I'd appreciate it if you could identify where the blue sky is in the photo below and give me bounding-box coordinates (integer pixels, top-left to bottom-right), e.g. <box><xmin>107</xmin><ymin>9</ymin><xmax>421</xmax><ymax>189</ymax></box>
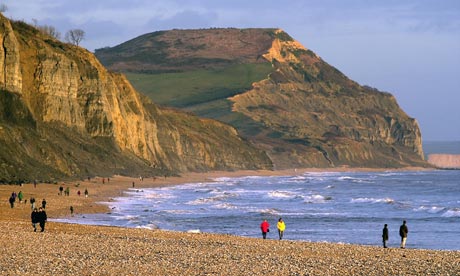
<box><xmin>3</xmin><ymin>0</ymin><xmax>460</xmax><ymax>141</ymax></box>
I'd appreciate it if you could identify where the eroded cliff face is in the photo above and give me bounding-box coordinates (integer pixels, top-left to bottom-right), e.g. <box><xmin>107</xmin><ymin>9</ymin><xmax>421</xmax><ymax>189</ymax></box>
<box><xmin>96</xmin><ymin>28</ymin><xmax>427</xmax><ymax>169</ymax></box>
<box><xmin>0</xmin><ymin>16</ymin><xmax>271</xmax><ymax>182</ymax></box>
<box><xmin>427</xmin><ymin>154</ymin><xmax>460</xmax><ymax>169</ymax></box>
<box><xmin>228</xmin><ymin>29</ymin><xmax>425</xmax><ymax>168</ymax></box>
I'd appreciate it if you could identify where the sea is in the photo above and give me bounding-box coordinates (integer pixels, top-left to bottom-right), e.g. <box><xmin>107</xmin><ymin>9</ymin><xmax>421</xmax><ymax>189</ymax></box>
<box><xmin>53</xmin><ymin>169</ymin><xmax>460</xmax><ymax>251</ymax></box>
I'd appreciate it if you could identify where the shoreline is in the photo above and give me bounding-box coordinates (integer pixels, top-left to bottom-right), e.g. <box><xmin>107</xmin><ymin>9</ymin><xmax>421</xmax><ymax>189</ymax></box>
<box><xmin>1</xmin><ymin>166</ymin><xmax>433</xmax><ymax>223</ymax></box>
<box><xmin>2</xmin><ymin>167</ymin><xmax>459</xmax><ymax>275</ymax></box>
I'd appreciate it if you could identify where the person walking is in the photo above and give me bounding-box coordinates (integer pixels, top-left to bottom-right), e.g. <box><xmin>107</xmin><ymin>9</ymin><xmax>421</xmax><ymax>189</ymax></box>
<box><xmin>84</xmin><ymin>189</ymin><xmax>88</xmax><ymax>198</ymax></box>
<box><xmin>8</xmin><ymin>195</ymin><xmax>15</xmax><ymax>208</ymax></box>
<box><xmin>18</xmin><ymin>191</ymin><xmax>23</xmax><ymax>203</ymax></box>
<box><xmin>277</xmin><ymin>218</ymin><xmax>286</xmax><ymax>240</ymax></box>
<box><xmin>30</xmin><ymin>197</ymin><xmax>36</xmax><ymax>210</ymax></box>
<box><xmin>31</xmin><ymin>208</ymin><xmax>39</xmax><ymax>232</ymax></box>
<box><xmin>260</xmin><ymin>219</ymin><xmax>270</xmax><ymax>239</ymax></box>
<box><xmin>70</xmin><ymin>206</ymin><xmax>74</xmax><ymax>216</ymax></box>
<box><xmin>41</xmin><ymin>198</ymin><xmax>47</xmax><ymax>209</ymax></box>
<box><xmin>399</xmin><ymin>220</ymin><xmax>408</xmax><ymax>249</ymax></box>
<box><xmin>382</xmin><ymin>224</ymin><xmax>389</xmax><ymax>248</ymax></box>
<box><xmin>38</xmin><ymin>207</ymin><xmax>47</xmax><ymax>232</ymax></box>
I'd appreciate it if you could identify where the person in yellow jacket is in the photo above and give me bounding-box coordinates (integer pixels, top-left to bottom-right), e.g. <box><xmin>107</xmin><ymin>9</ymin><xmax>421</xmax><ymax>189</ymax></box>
<box><xmin>277</xmin><ymin>217</ymin><xmax>286</xmax><ymax>240</ymax></box>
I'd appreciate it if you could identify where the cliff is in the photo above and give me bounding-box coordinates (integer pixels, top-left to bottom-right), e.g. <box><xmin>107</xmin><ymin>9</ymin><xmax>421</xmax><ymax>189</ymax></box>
<box><xmin>96</xmin><ymin>28</ymin><xmax>427</xmax><ymax>169</ymax></box>
<box><xmin>427</xmin><ymin>154</ymin><xmax>460</xmax><ymax>169</ymax></box>
<box><xmin>0</xmin><ymin>16</ymin><xmax>272</xmax><ymax>183</ymax></box>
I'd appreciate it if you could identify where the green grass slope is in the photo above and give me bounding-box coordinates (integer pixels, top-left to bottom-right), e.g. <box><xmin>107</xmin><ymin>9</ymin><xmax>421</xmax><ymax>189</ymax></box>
<box><xmin>125</xmin><ymin>63</ymin><xmax>273</xmax><ymax>108</ymax></box>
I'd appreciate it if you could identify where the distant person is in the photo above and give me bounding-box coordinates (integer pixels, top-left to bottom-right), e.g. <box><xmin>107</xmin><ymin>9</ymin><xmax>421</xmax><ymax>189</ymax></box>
<box><xmin>8</xmin><ymin>195</ymin><xmax>15</xmax><ymax>208</ymax></box>
<box><xmin>260</xmin><ymin>219</ymin><xmax>270</xmax><ymax>239</ymax></box>
<box><xmin>77</xmin><ymin>190</ymin><xmax>81</xmax><ymax>196</ymax></box>
<box><xmin>41</xmin><ymin>198</ymin><xmax>47</xmax><ymax>209</ymax></box>
<box><xmin>382</xmin><ymin>224</ymin><xmax>389</xmax><ymax>248</ymax></box>
<box><xmin>70</xmin><ymin>206</ymin><xmax>74</xmax><ymax>216</ymax></box>
<box><xmin>84</xmin><ymin>189</ymin><xmax>89</xmax><ymax>198</ymax></box>
<box><xmin>132</xmin><ymin>182</ymin><xmax>135</xmax><ymax>188</ymax></box>
<box><xmin>59</xmin><ymin>186</ymin><xmax>64</xmax><ymax>195</ymax></box>
<box><xmin>277</xmin><ymin>218</ymin><xmax>286</xmax><ymax>240</ymax></box>
<box><xmin>65</xmin><ymin>187</ymin><xmax>70</xmax><ymax>196</ymax></box>
<box><xmin>38</xmin><ymin>207</ymin><xmax>47</xmax><ymax>232</ymax></box>
<box><xmin>30</xmin><ymin>197</ymin><xmax>36</xmax><ymax>209</ymax></box>
<box><xmin>18</xmin><ymin>191</ymin><xmax>23</xmax><ymax>203</ymax></box>
<box><xmin>399</xmin><ymin>220</ymin><xmax>408</xmax><ymax>249</ymax></box>
<box><xmin>31</xmin><ymin>208</ymin><xmax>39</xmax><ymax>232</ymax></box>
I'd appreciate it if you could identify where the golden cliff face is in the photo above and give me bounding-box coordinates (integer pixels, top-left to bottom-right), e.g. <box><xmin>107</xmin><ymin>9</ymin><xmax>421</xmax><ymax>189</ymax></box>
<box><xmin>230</xmin><ymin>29</ymin><xmax>425</xmax><ymax>168</ymax></box>
<box><xmin>0</xmin><ymin>16</ymin><xmax>271</xmax><ymax>182</ymax></box>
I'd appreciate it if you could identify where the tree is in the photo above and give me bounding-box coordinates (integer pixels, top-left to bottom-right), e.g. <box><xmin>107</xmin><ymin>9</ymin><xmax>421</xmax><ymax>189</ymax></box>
<box><xmin>65</xmin><ymin>29</ymin><xmax>85</xmax><ymax>46</ymax></box>
<box><xmin>0</xmin><ymin>3</ymin><xmax>7</xmax><ymax>13</ymax></box>
<box><xmin>37</xmin><ymin>24</ymin><xmax>61</xmax><ymax>40</ymax></box>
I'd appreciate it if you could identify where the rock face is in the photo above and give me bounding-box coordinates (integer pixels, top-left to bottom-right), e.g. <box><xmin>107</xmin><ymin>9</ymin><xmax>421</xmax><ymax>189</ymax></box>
<box><xmin>96</xmin><ymin>28</ymin><xmax>427</xmax><ymax>169</ymax></box>
<box><xmin>427</xmin><ymin>154</ymin><xmax>460</xmax><ymax>169</ymax></box>
<box><xmin>0</xmin><ymin>16</ymin><xmax>272</xmax><ymax>182</ymax></box>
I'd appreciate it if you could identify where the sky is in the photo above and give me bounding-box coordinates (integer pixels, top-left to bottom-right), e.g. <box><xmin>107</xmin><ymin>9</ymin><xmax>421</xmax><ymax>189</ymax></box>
<box><xmin>2</xmin><ymin>0</ymin><xmax>460</xmax><ymax>141</ymax></box>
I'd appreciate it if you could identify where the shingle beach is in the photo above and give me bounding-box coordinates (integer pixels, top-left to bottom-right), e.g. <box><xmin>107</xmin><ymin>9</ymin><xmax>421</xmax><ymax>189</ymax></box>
<box><xmin>1</xmin><ymin>171</ymin><xmax>459</xmax><ymax>276</ymax></box>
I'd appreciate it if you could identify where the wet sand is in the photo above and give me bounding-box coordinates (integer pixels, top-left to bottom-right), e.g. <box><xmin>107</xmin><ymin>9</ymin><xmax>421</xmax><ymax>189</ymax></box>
<box><xmin>1</xmin><ymin>168</ymin><xmax>459</xmax><ymax>275</ymax></box>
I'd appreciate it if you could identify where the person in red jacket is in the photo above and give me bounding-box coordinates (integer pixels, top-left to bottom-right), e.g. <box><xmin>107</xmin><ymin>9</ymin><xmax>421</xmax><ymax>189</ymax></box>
<box><xmin>260</xmin><ymin>219</ymin><xmax>270</xmax><ymax>239</ymax></box>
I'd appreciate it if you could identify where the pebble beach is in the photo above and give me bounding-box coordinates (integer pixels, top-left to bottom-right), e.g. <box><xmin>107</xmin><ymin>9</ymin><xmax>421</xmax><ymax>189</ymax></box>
<box><xmin>1</xmin><ymin>171</ymin><xmax>459</xmax><ymax>275</ymax></box>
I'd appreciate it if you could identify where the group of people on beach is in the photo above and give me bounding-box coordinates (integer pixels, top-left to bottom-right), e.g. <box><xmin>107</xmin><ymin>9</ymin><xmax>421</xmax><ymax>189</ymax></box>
<box><xmin>6</xmin><ymin>183</ymin><xmax>91</xmax><ymax>233</ymax></box>
<box><xmin>31</xmin><ymin>207</ymin><xmax>47</xmax><ymax>232</ymax></box>
<box><xmin>383</xmin><ymin>220</ymin><xmax>409</xmax><ymax>249</ymax></box>
<box><xmin>261</xmin><ymin>218</ymin><xmax>409</xmax><ymax>249</ymax></box>
<box><xmin>260</xmin><ymin>218</ymin><xmax>285</xmax><ymax>240</ymax></box>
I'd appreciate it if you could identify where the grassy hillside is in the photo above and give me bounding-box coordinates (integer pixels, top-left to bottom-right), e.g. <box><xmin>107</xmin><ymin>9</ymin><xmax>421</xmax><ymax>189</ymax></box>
<box><xmin>97</xmin><ymin>28</ymin><xmax>427</xmax><ymax>169</ymax></box>
<box><xmin>125</xmin><ymin>63</ymin><xmax>273</xmax><ymax>108</ymax></box>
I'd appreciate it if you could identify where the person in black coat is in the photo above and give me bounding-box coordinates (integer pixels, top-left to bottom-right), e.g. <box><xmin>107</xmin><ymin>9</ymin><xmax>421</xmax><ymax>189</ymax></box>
<box><xmin>31</xmin><ymin>208</ymin><xmax>39</xmax><ymax>232</ymax></box>
<box><xmin>37</xmin><ymin>207</ymin><xmax>47</xmax><ymax>232</ymax></box>
<box><xmin>382</xmin><ymin>224</ymin><xmax>389</xmax><ymax>248</ymax></box>
<box><xmin>399</xmin><ymin>220</ymin><xmax>409</xmax><ymax>249</ymax></box>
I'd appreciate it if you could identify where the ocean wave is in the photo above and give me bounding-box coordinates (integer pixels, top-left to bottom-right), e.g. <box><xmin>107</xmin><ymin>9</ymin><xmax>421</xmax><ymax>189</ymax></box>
<box><xmin>267</xmin><ymin>190</ymin><xmax>300</xmax><ymax>199</ymax></box>
<box><xmin>303</xmin><ymin>194</ymin><xmax>332</xmax><ymax>204</ymax></box>
<box><xmin>442</xmin><ymin>208</ymin><xmax>460</xmax><ymax>218</ymax></box>
<box><xmin>251</xmin><ymin>208</ymin><xmax>280</xmax><ymax>215</ymax></box>
<box><xmin>135</xmin><ymin>224</ymin><xmax>159</xmax><ymax>230</ymax></box>
<box><xmin>414</xmin><ymin>206</ymin><xmax>445</xmax><ymax>214</ymax></box>
<box><xmin>350</xmin><ymin>197</ymin><xmax>394</xmax><ymax>204</ymax></box>
<box><xmin>144</xmin><ymin>192</ymin><xmax>176</xmax><ymax>199</ymax></box>
<box><xmin>214</xmin><ymin>203</ymin><xmax>239</xmax><ymax>210</ymax></box>
<box><xmin>159</xmin><ymin>209</ymin><xmax>192</xmax><ymax>215</ymax></box>
<box><xmin>111</xmin><ymin>214</ymin><xmax>139</xmax><ymax>221</ymax></box>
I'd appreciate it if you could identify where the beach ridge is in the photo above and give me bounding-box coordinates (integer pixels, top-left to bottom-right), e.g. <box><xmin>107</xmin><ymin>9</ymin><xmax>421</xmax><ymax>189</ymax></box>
<box><xmin>1</xmin><ymin>168</ymin><xmax>458</xmax><ymax>275</ymax></box>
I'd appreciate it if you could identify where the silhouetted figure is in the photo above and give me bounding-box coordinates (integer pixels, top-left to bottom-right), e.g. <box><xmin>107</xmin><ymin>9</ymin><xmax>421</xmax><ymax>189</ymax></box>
<box><xmin>70</xmin><ymin>206</ymin><xmax>74</xmax><ymax>216</ymax></box>
<box><xmin>38</xmin><ymin>207</ymin><xmax>47</xmax><ymax>232</ymax></box>
<box><xmin>41</xmin><ymin>199</ymin><xmax>47</xmax><ymax>209</ymax></box>
<box><xmin>382</xmin><ymin>224</ymin><xmax>389</xmax><ymax>248</ymax></box>
<box><xmin>9</xmin><ymin>196</ymin><xmax>15</xmax><ymax>208</ymax></box>
<box><xmin>31</xmin><ymin>208</ymin><xmax>39</xmax><ymax>232</ymax></box>
<box><xmin>30</xmin><ymin>197</ymin><xmax>36</xmax><ymax>209</ymax></box>
<box><xmin>399</xmin><ymin>220</ymin><xmax>408</xmax><ymax>249</ymax></box>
